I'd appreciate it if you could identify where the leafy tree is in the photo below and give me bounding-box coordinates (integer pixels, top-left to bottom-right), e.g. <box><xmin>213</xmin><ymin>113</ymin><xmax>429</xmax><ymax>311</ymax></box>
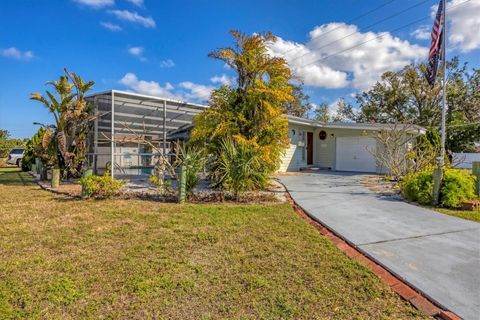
<box><xmin>191</xmin><ymin>30</ymin><xmax>293</xmax><ymax>190</ymax></box>
<box><xmin>444</xmin><ymin>59</ymin><xmax>480</xmax><ymax>152</ymax></box>
<box><xmin>355</xmin><ymin>66</ymin><xmax>441</xmax><ymax>125</ymax></box>
<box><xmin>331</xmin><ymin>98</ymin><xmax>358</xmax><ymax>122</ymax></box>
<box><xmin>311</xmin><ymin>103</ymin><xmax>330</xmax><ymax>122</ymax></box>
<box><xmin>30</xmin><ymin>69</ymin><xmax>95</xmax><ymax>178</ymax></box>
<box><xmin>0</xmin><ymin>130</ymin><xmax>25</xmax><ymax>158</ymax></box>
<box><xmin>408</xmin><ymin>127</ymin><xmax>442</xmax><ymax>173</ymax></box>
<box><xmin>282</xmin><ymin>83</ymin><xmax>313</xmax><ymax>117</ymax></box>
<box><xmin>355</xmin><ymin>57</ymin><xmax>479</xmax><ymax>152</ymax></box>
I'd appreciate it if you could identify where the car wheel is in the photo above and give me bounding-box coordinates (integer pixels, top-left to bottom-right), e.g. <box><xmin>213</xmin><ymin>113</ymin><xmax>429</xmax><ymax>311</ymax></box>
<box><xmin>17</xmin><ymin>159</ymin><xmax>22</xmax><ymax>167</ymax></box>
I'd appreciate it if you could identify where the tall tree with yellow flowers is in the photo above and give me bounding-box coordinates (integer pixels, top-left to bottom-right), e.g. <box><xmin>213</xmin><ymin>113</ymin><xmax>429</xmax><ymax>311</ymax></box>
<box><xmin>191</xmin><ymin>30</ymin><xmax>294</xmax><ymax>190</ymax></box>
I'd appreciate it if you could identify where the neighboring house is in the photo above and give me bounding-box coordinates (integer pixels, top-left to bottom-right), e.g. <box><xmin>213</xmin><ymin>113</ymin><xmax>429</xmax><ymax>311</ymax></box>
<box><xmin>85</xmin><ymin>91</ymin><xmax>425</xmax><ymax>176</ymax></box>
<box><xmin>281</xmin><ymin>116</ymin><xmax>425</xmax><ymax>173</ymax></box>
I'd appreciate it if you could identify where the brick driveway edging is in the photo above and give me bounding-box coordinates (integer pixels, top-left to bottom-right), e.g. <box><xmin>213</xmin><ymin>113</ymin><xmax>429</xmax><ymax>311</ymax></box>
<box><xmin>284</xmin><ymin>192</ymin><xmax>462</xmax><ymax>320</ymax></box>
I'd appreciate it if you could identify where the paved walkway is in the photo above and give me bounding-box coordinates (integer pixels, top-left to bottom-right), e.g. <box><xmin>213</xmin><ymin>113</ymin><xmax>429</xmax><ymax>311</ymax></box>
<box><xmin>278</xmin><ymin>171</ymin><xmax>480</xmax><ymax>320</ymax></box>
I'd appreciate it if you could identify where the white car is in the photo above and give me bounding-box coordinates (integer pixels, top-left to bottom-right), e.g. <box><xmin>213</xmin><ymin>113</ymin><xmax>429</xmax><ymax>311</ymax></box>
<box><xmin>7</xmin><ymin>148</ymin><xmax>24</xmax><ymax>167</ymax></box>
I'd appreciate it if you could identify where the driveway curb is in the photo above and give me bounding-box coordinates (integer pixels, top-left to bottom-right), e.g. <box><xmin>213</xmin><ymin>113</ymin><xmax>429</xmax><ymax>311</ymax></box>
<box><xmin>284</xmin><ymin>192</ymin><xmax>462</xmax><ymax>320</ymax></box>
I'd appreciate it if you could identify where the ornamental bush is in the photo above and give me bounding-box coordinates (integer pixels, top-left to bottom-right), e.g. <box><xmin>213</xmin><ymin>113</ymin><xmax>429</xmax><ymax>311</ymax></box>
<box><xmin>400</xmin><ymin>169</ymin><xmax>477</xmax><ymax>208</ymax></box>
<box><xmin>173</xmin><ymin>143</ymin><xmax>206</xmax><ymax>193</ymax></box>
<box><xmin>80</xmin><ymin>172</ymin><xmax>124</xmax><ymax>199</ymax></box>
<box><xmin>400</xmin><ymin>171</ymin><xmax>434</xmax><ymax>205</ymax></box>
<box><xmin>440</xmin><ymin>169</ymin><xmax>477</xmax><ymax>208</ymax></box>
<box><xmin>211</xmin><ymin>137</ymin><xmax>269</xmax><ymax>197</ymax></box>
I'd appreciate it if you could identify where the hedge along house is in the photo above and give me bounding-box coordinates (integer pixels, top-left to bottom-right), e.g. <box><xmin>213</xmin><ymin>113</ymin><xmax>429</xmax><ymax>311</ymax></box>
<box><xmin>85</xmin><ymin>90</ymin><xmax>207</xmax><ymax>178</ymax></box>
<box><xmin>281</xmin><ymin>115</ymin><xmax>426</xmax><ymax>173</ymax></box>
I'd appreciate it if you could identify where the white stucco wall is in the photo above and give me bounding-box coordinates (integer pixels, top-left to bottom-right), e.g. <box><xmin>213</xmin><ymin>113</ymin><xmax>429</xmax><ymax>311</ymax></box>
<box><xmin>314</xmin><ymin>128</ymin><xmax>379</xmax><ymax>170</ymax></box>
<box><xmin>278</xmin><ymin>123</ymin><xmax>311</xmax><ymax>172</ymax></box>
<box><xmin>279</xmin><ymin>122</ymin><xmax>425</xmax><ymax>173</ymax></box>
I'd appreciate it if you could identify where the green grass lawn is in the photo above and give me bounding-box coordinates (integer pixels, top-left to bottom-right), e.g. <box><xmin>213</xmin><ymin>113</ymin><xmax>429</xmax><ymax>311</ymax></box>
<box><xmin>0</xmin><ymin>168</ymin><xmax>425</xmax><ymax>319</ymax></box>
<box><xmin>434</xmin><ymin>207</ymin><xmax>480</xmax><ymax>222</ymax></box>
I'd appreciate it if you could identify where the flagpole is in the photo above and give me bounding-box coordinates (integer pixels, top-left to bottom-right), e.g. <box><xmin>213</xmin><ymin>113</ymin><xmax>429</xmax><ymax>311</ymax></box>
<box><xmin>440</xmin><ymin>0</ymin><xmax>447</xmax><ymax>167</ymax></box>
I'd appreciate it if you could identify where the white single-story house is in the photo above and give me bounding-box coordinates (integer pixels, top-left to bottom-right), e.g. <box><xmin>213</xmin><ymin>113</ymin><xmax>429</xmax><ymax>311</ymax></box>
<box><xmin>281</xmin><ymin>115</ymin><xmax>426</xmax><ymax>174</ymax></box>
<box><xmin>85</xmin><ymin>90</ymin><xmax>425</xmax><ymax>176</ymax></box>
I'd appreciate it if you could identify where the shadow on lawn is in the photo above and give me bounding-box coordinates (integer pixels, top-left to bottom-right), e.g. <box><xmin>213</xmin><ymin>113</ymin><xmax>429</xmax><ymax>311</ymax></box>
<box><xmin>0</xmin><ymin>167</ymin><xmax>35</xmax><ymax>186</ymax></box>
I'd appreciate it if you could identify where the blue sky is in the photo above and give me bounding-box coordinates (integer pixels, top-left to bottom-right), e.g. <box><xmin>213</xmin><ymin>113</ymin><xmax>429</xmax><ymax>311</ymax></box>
<box><xmin>1</xmin><ymin>0</ymin><xmax>479</xmax><ymax>138</ymax></box>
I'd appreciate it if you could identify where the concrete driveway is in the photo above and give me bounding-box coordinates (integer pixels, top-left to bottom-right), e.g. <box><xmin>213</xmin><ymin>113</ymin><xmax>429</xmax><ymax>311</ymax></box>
<box><xmin>278</xmin><ymin>171</ymin><xmax>480</xmax><ymax>320</ymax></box>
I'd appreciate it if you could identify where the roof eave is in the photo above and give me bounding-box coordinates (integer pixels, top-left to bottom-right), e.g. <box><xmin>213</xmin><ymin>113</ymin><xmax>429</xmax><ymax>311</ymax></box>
<box><xmin>86</xmin><ymin>90</ymin><xmax>209</xmax><ymax>109</ymax></box>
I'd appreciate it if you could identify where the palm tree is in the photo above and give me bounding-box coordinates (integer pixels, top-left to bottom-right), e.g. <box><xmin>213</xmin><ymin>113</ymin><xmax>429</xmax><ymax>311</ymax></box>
<box><xmin>31</xmin><ymin>69</ymin><xmax>94</xmax><ymax>178</ymax></box>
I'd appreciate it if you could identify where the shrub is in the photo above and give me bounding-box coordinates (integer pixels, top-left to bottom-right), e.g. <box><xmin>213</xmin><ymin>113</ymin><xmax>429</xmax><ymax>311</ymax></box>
<box><xmin>174</xmin><ymin>143</ymin><xmax>206</xmax><ymax>193</ymax></box>
<box><xmin>400</xmin><ymin>168</ymin><xmax>477</xmax><ymax>208</ymax></box>
<box><xmin>211</xmin><ymin>137</ymin><xmax>268</xmax><ymax>197</ymax></box>
<box><xmin>148</xmin><ymin>175</ymin><xmax>172</xmax><ymax>192</ymax></box>
<box><xmin>80</xmin><ymin>172</ymin><xmax>124</xmax><ymax>198</ymax></box>
<box><xmin>440</xmin><ymin>169</ymin><xmax>477</xmax><ymax>208</ymax></box>
<box><xmin>22</xmin><ymin>127</ymin><xmax>55</xmax><ymax>172</ymax></box>
<box><xmin>400</xmin><ymin>171</ymin><xmax>433</xmax><ymax>205</ymax></box>
<box><xmin>21</xmin><ymin>140</ymin><xmax>36</xmax><ymax>171</ymax></box>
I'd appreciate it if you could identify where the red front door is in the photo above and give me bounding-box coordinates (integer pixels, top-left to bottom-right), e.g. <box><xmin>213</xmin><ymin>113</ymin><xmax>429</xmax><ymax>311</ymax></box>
<box><xmin>307</xmin><ymin>132</ymin><xmax>313</xmax><ymax>165</ymax></box>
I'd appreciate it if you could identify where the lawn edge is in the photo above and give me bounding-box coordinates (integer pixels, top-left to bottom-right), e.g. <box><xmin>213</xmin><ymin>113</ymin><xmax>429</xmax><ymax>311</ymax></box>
<box><xmin>284</xmin><ymin>192</ymin><xmax>462</xmax><ymax>320</ymax></box>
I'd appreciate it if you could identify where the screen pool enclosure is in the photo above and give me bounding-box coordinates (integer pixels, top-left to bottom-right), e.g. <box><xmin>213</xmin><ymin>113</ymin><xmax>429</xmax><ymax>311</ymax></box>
<box><xmin>86</xmin><ymin>90</ymin><xmax>207</xmax><ymax>178</ymax></box>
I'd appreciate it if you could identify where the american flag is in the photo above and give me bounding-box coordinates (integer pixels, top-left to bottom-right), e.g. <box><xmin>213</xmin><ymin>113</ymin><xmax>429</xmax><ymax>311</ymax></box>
<box><xmin>425</xmin><ymin>0</ymin><xmax>444</xmax><ymax>86</ymax></box>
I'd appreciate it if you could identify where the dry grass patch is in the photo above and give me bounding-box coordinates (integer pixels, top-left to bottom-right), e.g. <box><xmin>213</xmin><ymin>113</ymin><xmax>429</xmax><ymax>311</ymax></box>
<box><xmin>0</xmin><ymin>168</ymin><xmax>425</xmax><ymax>319</ymax></box>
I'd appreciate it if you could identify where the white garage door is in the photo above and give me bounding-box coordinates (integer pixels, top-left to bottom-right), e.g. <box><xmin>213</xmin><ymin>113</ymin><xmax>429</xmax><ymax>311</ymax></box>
<box><xmin>335</xmin><ymin>137</ymin><xmax>377</xmax><ymax>173</ymax></box>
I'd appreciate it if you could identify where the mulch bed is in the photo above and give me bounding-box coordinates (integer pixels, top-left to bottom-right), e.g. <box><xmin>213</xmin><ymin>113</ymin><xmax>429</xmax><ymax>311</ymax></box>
<box><xmin>361</xmin><ymin>175</ymin><xmax>401</xmax><ymax>197</ymax></box>
<box><xmin>30</xmin><ymin>171</ymin><xmax>287</xmax><ymax>203</ymax></box>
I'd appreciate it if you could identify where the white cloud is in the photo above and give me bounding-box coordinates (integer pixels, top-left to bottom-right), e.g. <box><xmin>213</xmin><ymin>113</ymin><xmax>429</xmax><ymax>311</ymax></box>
<box><xmin>179</xmin><ymin>82</ymin><xmax>214</xmax><ymax>101</ymax></box>
<box><xmin>109</xmin><ymin>10</ymin><xmax>156</xmax><ymax>28</ymax></box>
<box><xmin>119</xmin><ymin>73</ymin><xmax>178</xmax><ymax>99</ymax></box>
<box><xmin>119</xmin><ymin>73</ymin><xmax>222</xmax><ymax>103</ymax></box>
<box><xmin>411</xmin><ymin>25</ymin><xmax>431</xmax><ymax>40</ymax></box>
<box><xmin>0</xmin><ymin>47</ymin><xmax>34</xmax><ymax>61</ymax></box>
<box><xmin>445</xmin><ymin>0</ymin><xmax>480</xmax><ymax>52</ymax></box>
<box><xmin>126</xmin><ymin>0</ymin><xmax>143</xmax><ymax>6</ymax></box>
<box><xmin>128</xmin><ymin>46</ymin><xmax>144</xmax><ymax>56</ymax></box>
<box><xmin>100</xmin><ymin>21</ymin><xmax>122</xmax><ymax>32</ymax></box>
<box><xmin>119</xmin><ymin>73</ymin><xmax>212</xmax><ymax>102</ymax></box>
<box><xmin>210</xmin><ymin>74</ymin><xmax>234</xmax><ymax>86</ymax></box>
<box><xmin>127</xmin><ymin>46</ymin><xmax>147</xmax><ymax>61</ymax></box>
<box><xmin>269</xmin><ymin>23</ymin><xmax>427</xmax><ymax>90</ymax></box>
<box><xmin>294</xmin><ymin>64</ymin><xmax>349</xmax><ymax>89</ymax></box>
<box><xmin>159</xmin><ymin>59</ymin><xmax>175</xmax><ymax>68</ymax></box>
<box><xmin>73</xmin><ymin>0</ymin><xmax>114</xmax><ymax>8</ymax></box>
